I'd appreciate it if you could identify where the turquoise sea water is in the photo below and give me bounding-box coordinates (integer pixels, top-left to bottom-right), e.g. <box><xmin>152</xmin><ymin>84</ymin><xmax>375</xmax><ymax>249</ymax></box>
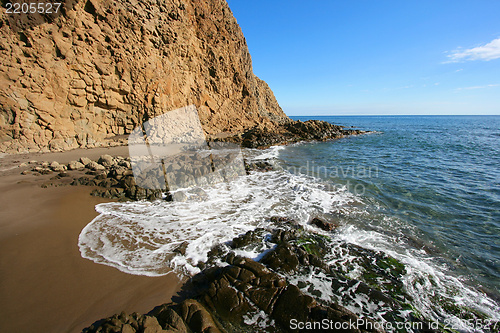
<box><xmin>287</xmin><ymin>115</ymin><xmax>500</xmax><ymax>296</ymax></box>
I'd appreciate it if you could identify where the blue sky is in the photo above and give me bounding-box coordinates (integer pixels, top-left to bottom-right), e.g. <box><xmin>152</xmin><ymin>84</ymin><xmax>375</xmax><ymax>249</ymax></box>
<box><xmin>226</xmin><ymin>1</ymin><xmax>500</xmax><ymax>115</ymax></box>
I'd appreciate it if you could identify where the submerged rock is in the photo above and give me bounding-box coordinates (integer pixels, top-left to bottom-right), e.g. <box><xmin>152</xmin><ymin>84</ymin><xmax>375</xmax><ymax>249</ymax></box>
<box><xmin>244</xmin><ymin>160</ymin><xmax>275</xmax><ymax>173</ymax></box>
<box><xmin>310</xmin><ymin>217</ymin><xmax>338</xmax><ymax>231</ymax></box>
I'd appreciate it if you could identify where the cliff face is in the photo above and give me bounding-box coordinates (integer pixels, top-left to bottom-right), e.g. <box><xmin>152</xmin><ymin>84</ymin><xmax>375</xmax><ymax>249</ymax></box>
<box><xmin>0</xmin><ymin>0</ymin><xmax>289</xmax><ymax>153</ymax></box>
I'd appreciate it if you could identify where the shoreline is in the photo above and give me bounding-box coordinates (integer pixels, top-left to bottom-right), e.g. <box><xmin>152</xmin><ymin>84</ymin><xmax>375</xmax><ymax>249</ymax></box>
<box><xmin>2</xmin><ymin>131</ymin><xmax>498</xmax><ymax>332</ymax></box>
<box><xmin>0</xmin><ymin>147</ymin><xmax>184</xmax><ymax>333</ymax></box>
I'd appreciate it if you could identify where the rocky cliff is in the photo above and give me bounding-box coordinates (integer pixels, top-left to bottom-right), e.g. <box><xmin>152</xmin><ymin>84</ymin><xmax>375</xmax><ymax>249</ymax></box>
<box><xmin>0</xmin><ymin>0</ymin><xmax>290</xmax><ymax>153</ymax></box>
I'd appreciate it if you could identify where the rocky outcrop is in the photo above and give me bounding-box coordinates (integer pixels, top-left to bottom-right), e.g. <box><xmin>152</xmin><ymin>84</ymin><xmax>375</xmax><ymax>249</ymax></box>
<box><xmin>82</xmin><ymin>218</ymin><xmax>448</xmax><ymax>333</ymax></box>
<box><xmin>0</xmin><ymin>0</ymin><xmax>289</xmax><ymax>153</ymax></box>
<box><xmin>83</xmin><ymin>225</ymin><xmax>383</xmax><ymax>333</ymax></box>
<box><xmin>230</xmin><ymin>119</ymin><xmax>365</xmax><ymax>149</ymax></box>
<box><xmin>20</xmin><ymin>153</ymin><xmax>276</xmax><ymax>201</ymax></box>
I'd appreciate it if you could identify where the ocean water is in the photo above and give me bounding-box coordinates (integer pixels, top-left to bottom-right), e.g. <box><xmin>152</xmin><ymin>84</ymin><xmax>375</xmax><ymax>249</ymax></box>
<box><xmin>288</xmin><ymin>115</ymin><xmax>500</xmax><ymax>293</ymax></box>
<box><xmin>79</xmin><ymin>115</ymin><xmax>500</xmax><ymax>330</ymax></box>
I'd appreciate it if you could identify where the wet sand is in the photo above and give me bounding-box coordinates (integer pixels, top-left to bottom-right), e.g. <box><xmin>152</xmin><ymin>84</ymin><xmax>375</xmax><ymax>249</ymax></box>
<box><xmin>0</xmin><ymin>147</ymin><xmax>184</xmax><ymax>333</ymax></box>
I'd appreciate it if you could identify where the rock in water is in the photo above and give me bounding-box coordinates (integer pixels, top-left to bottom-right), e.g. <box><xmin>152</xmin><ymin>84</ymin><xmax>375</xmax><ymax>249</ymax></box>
<box><xmin>83</xmin><ymin>223</ymin><xmax>405</xmax><ymax>333</ymax></box>
<box><xmin>310</xmin><ymin>217</ymin><xmax>338</xmax><ymax>231</ymax></box>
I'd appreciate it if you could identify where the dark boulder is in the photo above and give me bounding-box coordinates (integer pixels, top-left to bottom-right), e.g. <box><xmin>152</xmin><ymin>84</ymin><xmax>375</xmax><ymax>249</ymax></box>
<box><xmin>310</xmin><ymin>217</ymin><xmax>338</xmax><ymax>231</ymax></box>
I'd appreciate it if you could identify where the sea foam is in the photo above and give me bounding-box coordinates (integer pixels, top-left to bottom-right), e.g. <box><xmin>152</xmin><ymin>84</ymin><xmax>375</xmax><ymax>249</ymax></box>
<box><xmin>78</xmin><ymin>153</ymin><xmax>355</xmax><ymax>276</ymax></box>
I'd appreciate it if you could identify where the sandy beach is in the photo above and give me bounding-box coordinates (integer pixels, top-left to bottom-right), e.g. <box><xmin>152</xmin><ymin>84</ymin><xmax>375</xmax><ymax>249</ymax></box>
<box><xmin>0</xmin><ymin>146</ymin><xmax>184</xmax><ymax>333</ymax></box>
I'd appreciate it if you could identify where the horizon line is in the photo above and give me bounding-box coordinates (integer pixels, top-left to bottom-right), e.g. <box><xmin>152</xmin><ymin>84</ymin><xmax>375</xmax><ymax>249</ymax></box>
<box><xmin>287</xmin><ymin>114</ymin><xmax>500</xmax><ymax>117</ymax></box>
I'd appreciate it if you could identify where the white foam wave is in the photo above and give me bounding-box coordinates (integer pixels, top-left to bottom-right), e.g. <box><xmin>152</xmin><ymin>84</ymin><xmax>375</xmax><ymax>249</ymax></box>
<box><xmin>78</xmin><ymin>169</ymin><xmax>356</xmax><ymax>276</ymax></box>
<box><xmin>246</xmin><ymin>145</ymin><xmax>285</xmax><ymax>161</ymax></box>
<box><xmin>325</xmin><ymin>225</ymin><xmax>500</xmax><ymax>330</ymax></box>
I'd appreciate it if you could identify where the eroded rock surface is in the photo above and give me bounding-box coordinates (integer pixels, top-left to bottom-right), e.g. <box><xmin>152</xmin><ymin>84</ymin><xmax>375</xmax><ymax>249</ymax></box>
<box><xmin>0</xmin><ymin>0</ymin><xmax>289</xmax><ymax>153</ymax></box>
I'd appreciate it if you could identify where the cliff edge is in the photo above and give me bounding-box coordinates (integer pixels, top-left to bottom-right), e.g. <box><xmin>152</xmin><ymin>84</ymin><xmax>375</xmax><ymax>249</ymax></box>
<box><xmin>0</xmin><ymin>0</ymin><xmax>289</xmax><ymax>153</ymax></box>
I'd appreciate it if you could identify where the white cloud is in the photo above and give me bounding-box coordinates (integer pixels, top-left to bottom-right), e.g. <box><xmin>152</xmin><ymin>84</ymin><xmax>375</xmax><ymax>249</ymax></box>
<box><xmin>455</xmin><ymin>84</ymin><xmax>499</xmax><ymax>91</ymax></box>
<box><xmin>446</xmin><ymin>38</ymin><xmax>500</xmax><ymax>62</ymax></box>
